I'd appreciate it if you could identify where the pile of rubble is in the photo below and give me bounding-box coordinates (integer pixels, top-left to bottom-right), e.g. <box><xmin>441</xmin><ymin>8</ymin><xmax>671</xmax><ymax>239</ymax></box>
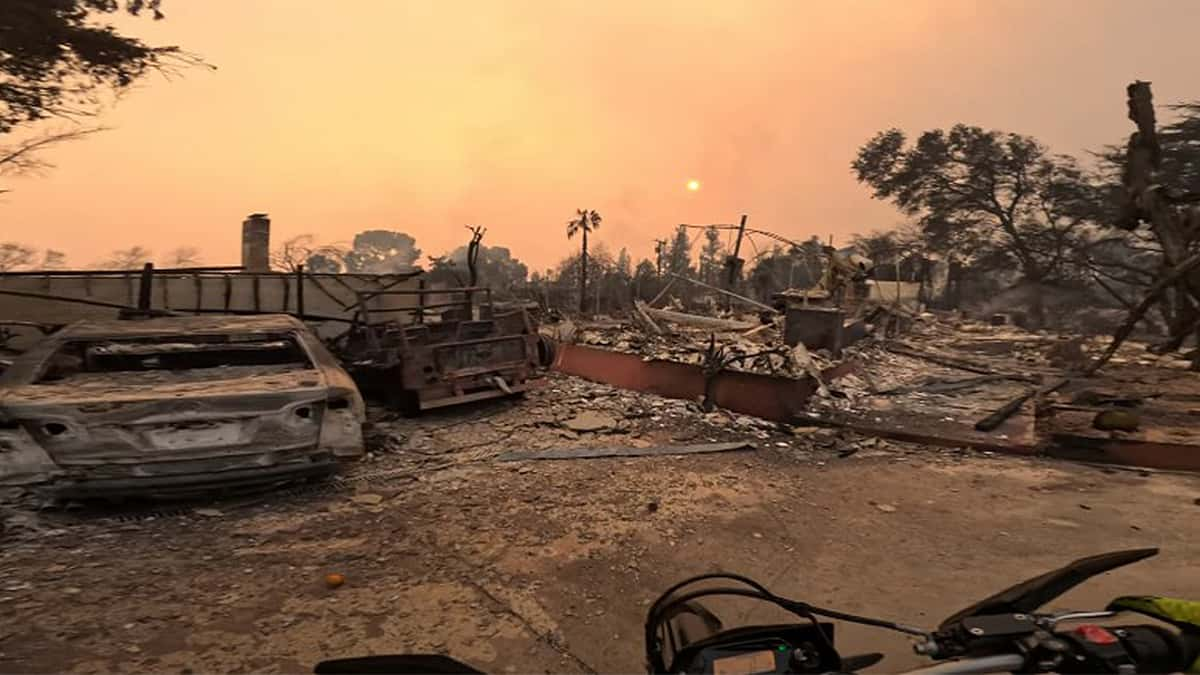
<box><xmin>551</xmin><ymin>313</ymin><xmax>830</xmax><ymax>380</ymax></box>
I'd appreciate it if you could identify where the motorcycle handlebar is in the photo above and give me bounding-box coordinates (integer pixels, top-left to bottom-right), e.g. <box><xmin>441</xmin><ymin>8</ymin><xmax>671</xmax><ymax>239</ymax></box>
<box><xmin>898</xmin><ymin>624</ymin><xmax>1200</xmax><ymax>675</ymax></box>
<box><xmin>1116</xmin><ymin>624</ymin><xmax>1200</xmax><ymax>674</ymax></box>
<box><xmin>898</xmin><ymin>654</ymin><xmax>1027</xmax><ymax>675</ymax></box>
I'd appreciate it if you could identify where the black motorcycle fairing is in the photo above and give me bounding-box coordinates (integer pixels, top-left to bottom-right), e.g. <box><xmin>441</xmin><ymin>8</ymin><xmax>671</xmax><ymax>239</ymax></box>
<box><xmin>314</xmin><ymin>654</ymin><xmax>484</xmax><ymax>674</ymax></box>
<box><xmin>668</xmin><ymin>623</ymin><xmax>841</xmax><ymax>674</ymax></box>
<box><xmin>938</xmin><ymin>548</ymin><xmax>1159</xmax><ymax>631</ymax></box>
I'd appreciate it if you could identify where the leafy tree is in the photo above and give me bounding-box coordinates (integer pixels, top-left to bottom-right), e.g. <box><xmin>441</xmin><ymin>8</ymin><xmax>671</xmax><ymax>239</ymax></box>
<box><xmin>424</xmin><ymin>254</ymin><xmax>464</xmax><ymax>287</ymax></box>
<box><xmin>634</xmin><ymin>259</ymin><xmax>656</xmax><ymax>281</ymax></box>
<box><xmin>566</xmin><ymin>208</ymin><xmax>601</xmax><ymax>313</ymax></box>
<box><xmin>435</xmin><ymin>244</ymin><xmax>529</xmax><ymax>296</ymax></box>
<box><xmin>0</xmin><ymin>1</ymin><xmax>200</xmax><ymax>134</ymax></box>
<box><xmin>1095</xmin><ymin>87</ymin><xmax>1200</xmax><ymax>353</ymax></box>
<box><xmin>852</xmin><ymin>124</ymin><xmax>1105</xmax><ymax>323</ymax></box>
<box><xmin>0</xmin><ymin>2</ymin><xmax>205</xmax><ymax>186</ymax></box>
<box><xmin>303</xmin><ymin>251</ymin><xmax>343</xmax><ymax>274</ymax></box>
<box><xmin>1098</xmin><ymin>101</ymin><xmax>1200</xmax><ymax>193</ymax></box>
<box><xmin>0</xmin><ymin>242</ymin><xmax>36</xmax><ymax>271</ymax></box>
<box><xmin>1094</xmin><ymin>100</ymin><xmax>1200</xmax><ymax>335</ymax></box>
<box><xmin>270</xmin><ymin>234</ymin><xmax>341</xmax><ymax>272</ymax></box>
<box><xmin>850</xmin><ymin>227</ymin><xmax>926</xmax><ymax>281</ymax></box>
<box><xmin>1156</xmin><ymin>102</ymin><xmax>1200</xmax><ymax>191</ymax></box>
<box><xmin>589</xmin><ymin>242</ymin><xmax>633</xmax><ymax>313</ymax></box>
<box><xmin>342</xmin><ymin>230</ymin><xmax>421</xmax><ymax>274</ymax></box>
<box><xmin>851</xmin><ymin>229</ymin><xmax>902</xmax><ymax>264</ymax></box>
<box><xmin>747</xmin><ymin>244</ymin><xmax>823</xmax><ymax>301</ymax></box>
<box><xmin>615</xmin><ymin>247</ymin><xmax>631</xmax><ymax>279</ymax></box>
<box><xmin>665</xmin><ymin>225</ymin><xmax>693</xmax><ymax>276</ymax></box>
<box><xmin>698</xmin><ymin>226</ymin><xmax>725</xmax><ymax>285</ymax></box>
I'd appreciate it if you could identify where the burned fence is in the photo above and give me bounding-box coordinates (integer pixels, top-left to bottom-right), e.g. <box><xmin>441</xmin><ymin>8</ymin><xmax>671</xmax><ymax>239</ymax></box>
<box><xmin>0</xmin><ymin>265</ymin><xmax>424</xmax><ymax>348</ymax></box>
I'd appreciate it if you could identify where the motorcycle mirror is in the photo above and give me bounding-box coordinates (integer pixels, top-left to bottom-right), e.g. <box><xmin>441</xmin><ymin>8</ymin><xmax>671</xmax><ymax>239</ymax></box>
<box><xmin>937</xmin><ymin>548</ymin><xmax>1158</xmax><ymax>631</ymax></box>
<box><xmin>314</xmin><ymin>655</ymin><xmax>484</xmax><ymax>674</ymax></box>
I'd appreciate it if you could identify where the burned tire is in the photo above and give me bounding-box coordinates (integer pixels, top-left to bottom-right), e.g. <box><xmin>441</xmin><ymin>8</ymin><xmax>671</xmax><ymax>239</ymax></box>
<box><xmin>536</xmin><ymin>335</ymin><xmax>557</xmax><ymax>368</ymax></box>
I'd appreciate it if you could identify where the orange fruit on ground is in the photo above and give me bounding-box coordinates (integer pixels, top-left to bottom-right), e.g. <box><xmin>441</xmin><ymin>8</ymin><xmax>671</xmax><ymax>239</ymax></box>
<box><xmin>324</xmin><ymin>573</ymin><xmax>346</xmax><ymax>589</ymax></box>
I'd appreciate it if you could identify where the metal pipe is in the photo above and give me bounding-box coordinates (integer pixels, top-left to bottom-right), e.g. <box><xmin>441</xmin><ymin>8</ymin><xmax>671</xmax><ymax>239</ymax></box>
<box><xmin>0</xmin><ymin>266</ymin><xmax>245</xmax><ymax>277</ymax></box>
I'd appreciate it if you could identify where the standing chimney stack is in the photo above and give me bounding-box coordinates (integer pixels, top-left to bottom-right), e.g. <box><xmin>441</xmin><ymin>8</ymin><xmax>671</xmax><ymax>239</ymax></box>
<box><xmin>241</xmin><ymin>213</ymin><xmax>271</xmax><ymax>272</ymax></box>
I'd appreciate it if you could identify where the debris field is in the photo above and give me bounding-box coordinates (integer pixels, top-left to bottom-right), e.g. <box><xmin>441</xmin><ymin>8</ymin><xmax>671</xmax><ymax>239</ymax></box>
<box><xmin>2</xmin><ymin>367</ymin><xmax>1200</xmax><ymax>673</ymax></box>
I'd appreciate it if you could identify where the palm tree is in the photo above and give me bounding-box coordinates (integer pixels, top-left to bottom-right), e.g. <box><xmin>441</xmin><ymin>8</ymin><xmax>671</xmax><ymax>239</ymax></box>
<box><xmin>567</xmin><ymin>209</ymin><xmax>602</xmax><ymax>313</ymax></box>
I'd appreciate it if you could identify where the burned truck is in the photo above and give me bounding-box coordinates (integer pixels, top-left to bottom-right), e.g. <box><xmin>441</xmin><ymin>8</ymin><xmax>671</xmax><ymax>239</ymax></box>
<box><xmin>335</xmin><ymin>284</ymin><xmax>551</xmax><ymax>412</ymax></box>
<box><xmin>0</xmin><ymin>315</ymin><xmax>364</xmax><ymax>496</ymax></box>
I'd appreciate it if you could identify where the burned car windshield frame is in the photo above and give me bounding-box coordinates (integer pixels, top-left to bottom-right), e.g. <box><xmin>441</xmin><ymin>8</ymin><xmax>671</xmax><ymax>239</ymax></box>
<box><xmin>31</xmin><ymin>332</ymin><xmax>315</xmax><ymax>383</ymax></box>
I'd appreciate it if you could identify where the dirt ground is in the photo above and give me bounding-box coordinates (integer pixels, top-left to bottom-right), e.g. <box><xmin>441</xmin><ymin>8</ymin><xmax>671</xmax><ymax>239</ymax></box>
<box><xmin>2</xmin><ymin>374</ymin><xmax>1200</xmax><ymax>674</ymax></box>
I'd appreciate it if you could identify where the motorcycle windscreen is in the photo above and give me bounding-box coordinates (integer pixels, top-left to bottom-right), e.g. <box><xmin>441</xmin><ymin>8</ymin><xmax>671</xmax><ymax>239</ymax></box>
<box><xmin>938</xmin><ymin>548</ymin><xmax>1158</xmax><ymax>630</ymax></box>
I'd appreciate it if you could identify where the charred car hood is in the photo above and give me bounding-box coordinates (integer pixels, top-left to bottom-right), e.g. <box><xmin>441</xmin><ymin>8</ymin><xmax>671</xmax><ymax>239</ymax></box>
<box><xmin>0</xmin><ymin>369</ymin><xmax>329</xmax><ymax>411</ymax></box>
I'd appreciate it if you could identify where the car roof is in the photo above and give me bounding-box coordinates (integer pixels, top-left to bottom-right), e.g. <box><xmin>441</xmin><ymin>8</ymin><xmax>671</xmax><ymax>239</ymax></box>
<box><xmin>56</xmin><ymin>314</ymin><xmax>306</xmax><ymax>340</ymax></box>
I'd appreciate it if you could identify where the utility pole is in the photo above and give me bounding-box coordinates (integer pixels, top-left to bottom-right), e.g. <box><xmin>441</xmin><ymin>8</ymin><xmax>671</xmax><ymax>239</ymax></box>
<box><xmin>724</xmin><ymin>214</ymin><xmax>748</xmax><ymax>311</ymax></box>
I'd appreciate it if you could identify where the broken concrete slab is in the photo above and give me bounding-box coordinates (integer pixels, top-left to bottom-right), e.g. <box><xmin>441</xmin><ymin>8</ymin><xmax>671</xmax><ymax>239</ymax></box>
<box><xmin>497</xmin><ymin>441</ymin><xmax>753</xmax><ymax>461</ymax></box>
<box><xmin>561</xmin><ymin>411</ymin><xmax>619</xmax><ymax>433</ymax></box>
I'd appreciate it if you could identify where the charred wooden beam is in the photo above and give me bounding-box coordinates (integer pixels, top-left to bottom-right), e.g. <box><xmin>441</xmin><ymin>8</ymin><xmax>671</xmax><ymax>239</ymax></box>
<box><xmin>642</xmin><ymin>307</ymin><xmax>756</xmax><ymax>331</ymax></box>
<box><xmin>1086</xmin><ymin>251</ymin><xmax>1200</xmax><ymax>374</ymax></box>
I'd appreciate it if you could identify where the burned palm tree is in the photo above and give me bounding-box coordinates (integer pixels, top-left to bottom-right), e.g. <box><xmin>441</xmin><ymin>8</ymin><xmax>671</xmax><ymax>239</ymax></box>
<box><xmin>567</xmin><ymin>209</ymin><xmax>602</xmax><ymax>313</ymax></box>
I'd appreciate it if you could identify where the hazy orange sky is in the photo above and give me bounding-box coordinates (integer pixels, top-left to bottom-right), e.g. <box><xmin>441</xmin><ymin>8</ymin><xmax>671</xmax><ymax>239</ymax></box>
<box><xmin>3</xmin><ymin>0</ymin><xmax>1199</xmax><ymax>271</ymax></box>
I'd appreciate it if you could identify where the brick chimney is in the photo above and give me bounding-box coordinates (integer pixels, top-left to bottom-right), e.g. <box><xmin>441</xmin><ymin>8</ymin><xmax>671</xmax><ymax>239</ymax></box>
<box><xmin>241</xmin><ymin>213</ymin><xmax>271</xmax><ymax>272</ymax></box>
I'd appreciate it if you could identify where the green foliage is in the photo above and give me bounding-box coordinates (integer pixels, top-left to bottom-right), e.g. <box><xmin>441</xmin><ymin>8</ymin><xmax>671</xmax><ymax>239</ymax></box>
<box><xmin>1159</xmin><ymin>102</ymin><xmax>1200</xmax><ymax>190</ymax></box>
<box><xmin>615</xmin><ymin>247</ymin><xmax>631</xmax><ymax>279</ymax></box>
<box><xmin>566</xmin><ymin>209</ymin><xmax>601</xmax><ymax>240</ymax></box>
<box><xmin>852</xmin><ymin>124</ymin><xmax>1104</xmax><ymax>285</ymax></box>
<box><xmin>552</xmin><ymin>246</ymin><xmax>613</xmax><ymax>293</ymax></box>
<box><xmin>0</xmin><ymin>1</ymin><xmax>192</xmax><ymax>134</ymax></box>
<box><xmin>747</xmin><ymin>241</ymin><xmax>823</xmax><ymax>301</ymax></box>
<box><xmin>698</xmin><ymin>226</ymin><xmax>725</xmax><ymax>285</ymax></box>
<box><xmin>342</xmin><ymin>230</ymin><xmax>421</xmax><ymax>273</ymax></box>
<box><xmin>634</xmin><ymin>259</ymin><xmax>656</xmax><ymax>280</ymax></box>
<box><xmin>850</xmin><ymin>227</ymin><xmax>928</xmax><ymax>280</ymax></box>
<box><xmin>434</xmin><ymin>243</ymin><xmax>529</xmax><ymax>295</ymax></box>
<box><xmin>666</xmin><ymin>225</ymin><xmax>693</xmax><ymax>275</ymax></box>
<box><xmin>1097</xmin><ymin>101</ymin><xmax>1200</xmax><ymax>195</ymax></box>
<box><xmin>303</xmin><ymin>252</ymin><xmax>343</xmax><ymax>274</ymax></box>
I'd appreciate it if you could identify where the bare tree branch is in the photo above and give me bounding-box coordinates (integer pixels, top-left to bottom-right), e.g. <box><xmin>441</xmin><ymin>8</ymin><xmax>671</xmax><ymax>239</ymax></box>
<box><xmin>103</xmin><ymin>246</ymin><xmax>153</xmax><ymax>270</ymax></box>
<box><xmin>0</xmin><ymin>127</ymin><xmax>109</xmax><ymax>192</ymax></box>
<box><xmin>0</xmin><ymin>243</ymin><xmax>37</xmax><ymax>272</ymax></box>
<box><xmin>168</xmin><ymin>246</ymin><xmax>202</xmax><ymax>266</ymax></box>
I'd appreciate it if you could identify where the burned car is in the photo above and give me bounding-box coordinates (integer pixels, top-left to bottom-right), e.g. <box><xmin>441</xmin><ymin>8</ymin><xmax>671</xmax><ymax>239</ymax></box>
<box><xmin>0</xmin><ymin>315</ymin><xmax>364</xmax><ymax>497</ymax></box>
